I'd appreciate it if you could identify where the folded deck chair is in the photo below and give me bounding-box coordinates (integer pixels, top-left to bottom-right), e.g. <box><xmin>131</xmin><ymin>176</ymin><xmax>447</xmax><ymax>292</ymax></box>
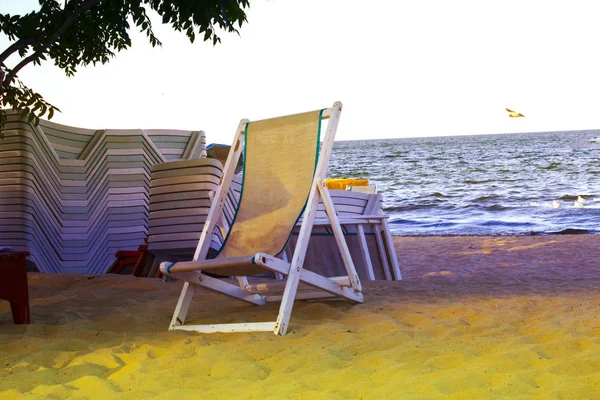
<box><xmin>286</xmin><ymin>190</ymin><xmax>402</xmax><ymax>281</ymax></box>
<box><xmin>160</xmin><ymin>101</ymin><xmax>363</xmax><ymax>336</ymax></box>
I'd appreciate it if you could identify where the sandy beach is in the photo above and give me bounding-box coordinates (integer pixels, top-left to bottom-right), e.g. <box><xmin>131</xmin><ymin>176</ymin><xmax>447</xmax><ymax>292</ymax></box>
<box><xmin>1</xmin><ymin>234</ymin><xmax>600</xmax><ymax>399</ymax></box>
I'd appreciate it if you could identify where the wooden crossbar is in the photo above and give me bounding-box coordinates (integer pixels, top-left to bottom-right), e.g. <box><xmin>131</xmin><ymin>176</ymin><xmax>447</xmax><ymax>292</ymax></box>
<box><xmin>165</xmin><ymin>256</ymin><xmax>254</xmax><ymax>273</ymax></box>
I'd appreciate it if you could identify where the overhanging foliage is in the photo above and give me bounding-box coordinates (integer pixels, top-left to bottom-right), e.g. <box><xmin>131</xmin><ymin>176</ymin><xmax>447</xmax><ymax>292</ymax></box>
<box><xmin>0</xmin><ymin>0</ymin><xmax>251</xmax><ymax>137</ymax></box>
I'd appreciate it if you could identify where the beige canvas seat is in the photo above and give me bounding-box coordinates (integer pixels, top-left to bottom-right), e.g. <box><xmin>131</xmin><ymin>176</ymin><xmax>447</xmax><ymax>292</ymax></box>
<box><xmin>160</xmin><ymin>102</ymin><xmax>363</xmax><ymax>336</ymax></box>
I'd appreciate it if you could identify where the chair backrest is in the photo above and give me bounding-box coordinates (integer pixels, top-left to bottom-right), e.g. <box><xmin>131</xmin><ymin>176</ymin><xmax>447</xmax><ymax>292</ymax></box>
<box><xmin>215</xmin><ymin>110</ymin><xmax>323</xmax><ymax>259</ymax></box>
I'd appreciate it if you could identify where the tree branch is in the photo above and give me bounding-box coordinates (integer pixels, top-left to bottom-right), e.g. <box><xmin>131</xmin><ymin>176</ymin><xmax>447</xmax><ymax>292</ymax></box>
<box><xmin>0</xmin><ymin>38</ymin><xmax>37</xmax><ymax>66</ymax></box>
<box><xmin>3</xmin><ymin>0</ymin><xmax>106</xmax><ymax>87</ymax></box>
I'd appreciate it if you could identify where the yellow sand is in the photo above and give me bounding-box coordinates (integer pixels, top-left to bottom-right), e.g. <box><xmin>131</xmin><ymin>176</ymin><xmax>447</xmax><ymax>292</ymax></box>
<box><xmin>2</xmin><ymin>234</ymin><xmax>600</xmax><ymax>399</ymax></box>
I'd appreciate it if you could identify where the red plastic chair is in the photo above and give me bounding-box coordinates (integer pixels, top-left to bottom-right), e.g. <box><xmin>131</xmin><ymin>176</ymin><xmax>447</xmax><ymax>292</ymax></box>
<box><xmin>108</xmin><ymin>239</ymin><xmax>155</xmax><ymax>277</ymax></box>
<box><xmin>0</xmin><ymin>251</ymin><xmax>30</xmax><ymax>324</ymax></box>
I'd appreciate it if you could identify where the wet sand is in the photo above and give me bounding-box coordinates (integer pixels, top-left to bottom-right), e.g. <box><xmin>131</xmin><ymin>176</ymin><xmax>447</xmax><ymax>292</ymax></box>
<box><xmin>1</xmin><ymin>234</ymin><xmax>600</xmax><ymax>399</ymax></box>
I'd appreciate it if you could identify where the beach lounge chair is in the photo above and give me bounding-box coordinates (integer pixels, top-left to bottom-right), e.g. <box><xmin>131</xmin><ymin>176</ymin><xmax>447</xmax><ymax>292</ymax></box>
<box><xmin>287</xmin><ymin>190</ymin><xmax>401</xmax><ymax>281</ymax></box>
<box><xmin>160</xmin><ymin>102</ymin><xmax>363</xmax><ymax>336</ymax></box>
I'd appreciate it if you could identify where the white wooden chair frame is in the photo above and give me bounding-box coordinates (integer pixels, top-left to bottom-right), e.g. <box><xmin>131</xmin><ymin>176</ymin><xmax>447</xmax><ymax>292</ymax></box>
<box><xmin>308</xmin><ymin>205</ymin><xmax>402</xmax><ymax>281</ymax></box>
<box><xmin>289</xmin><ymin>191</ymin><xmax>402</xmax><ymax>281</ymax></box>
<box><xmin>160</xmin><ymin>102</ymin><xmax>363</xmax><ymax>336</ymax></box>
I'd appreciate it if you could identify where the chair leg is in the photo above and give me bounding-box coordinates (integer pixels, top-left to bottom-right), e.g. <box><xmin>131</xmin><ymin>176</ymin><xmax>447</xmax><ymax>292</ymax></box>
<box><xmin>169</xmin><ymin>281</ymin><xmax>196</xmax><ymax>329</ymax></box>
<box><xmin>10</xmin><ymin>294</ymin><xmax>30</xmax><ymax>324</ymax></box>
<box><xmin>132</xmin><ymin>249</ymin><xmax>149</xmax><ymax>277</ymax></box>
<box><xmin>274</xmin><ymin>271</ymin><xmax>301</xmax><ymax>336</ymax></box>
<box><xmin>317</xmin><ymin>184</ymin><xmax>362</xmax><ymax>291</ymax></box>
<box><xmin>1</xmin><ymin>252</ymin><xmax>31</xmax><ymax>324</ymax></box>
<box><xmin>374</xmin><ymin>225</ymin><xmax>392</xmax><ymax>280</ymax></box>
<box><xmin>356</xmin><ymin>224</ymin><xmax>375</xmax><ymax>280</ymax></box>
<box><xmin>382</xmin><ymin>219</ymin><xmax>402</xmax><ymax>280</ymax></box>
<box><xmin>148</xmin><ymin>258</ymin><xmax>162</xmax><ymax>278</ymax></box>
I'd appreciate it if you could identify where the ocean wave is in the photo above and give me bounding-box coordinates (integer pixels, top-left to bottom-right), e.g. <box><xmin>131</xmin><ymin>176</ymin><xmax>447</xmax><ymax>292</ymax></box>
<box><xmin>384</xmin><ymin>204</ymin><xmax>445</xmax><ymax>212</ymax></box>
<box><xmin>558</xmin><ymin>194</ymin><xmax>595</xmax><ymax>201</ymax></box>
<box><xmin>548</xmin><ymin>228</ymin><xmax>592</xmax><ymax>235</ymax></box>
<box><xmin>541</xmin><ymin>162</ymin><xmax>561</xmax><ymax>170</ymax></box>
<box><xmin>471</xmin><ymin>195</ymin><xmax>500</xmax><ymax>202</ymax></box>
<box><xmin>464</xmin><ymin>179</ymin><xmax>495</xmax><ymax>184</ymax></box>
<box><xmin>478</xmin><ymin>220</ymin><xmax>536</xmax><ymax>228</ymax></box>
<box><xmin>426</xmin><ymin>192</ymin><xmax>450</xmax><ymax>198</ymax></box>
<box><xmin>383</xmin><ymin>152</ymin><xmax>408</xmax><ymax>158</ymax></box>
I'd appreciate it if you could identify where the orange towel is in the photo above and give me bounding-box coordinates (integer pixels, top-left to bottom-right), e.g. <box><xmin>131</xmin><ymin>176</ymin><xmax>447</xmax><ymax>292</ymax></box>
<box><xmin>325</xmin><ymin>178</ymin><xmax>369</xmax><ymax>191</ymax></box>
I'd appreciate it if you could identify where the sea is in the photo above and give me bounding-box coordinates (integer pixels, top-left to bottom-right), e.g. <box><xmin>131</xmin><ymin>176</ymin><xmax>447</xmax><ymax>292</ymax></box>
<box><xmin>327</xmin><ymin>130</ymin><xmax>600</xmax><ymax>236</ymax></box>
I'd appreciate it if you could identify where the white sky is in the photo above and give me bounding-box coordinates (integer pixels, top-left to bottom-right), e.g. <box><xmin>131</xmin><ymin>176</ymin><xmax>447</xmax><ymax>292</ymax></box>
<box><xmin>2</xmin><ymin>0</ymin><xmax>600</xmax><ymax>142</ymax></box>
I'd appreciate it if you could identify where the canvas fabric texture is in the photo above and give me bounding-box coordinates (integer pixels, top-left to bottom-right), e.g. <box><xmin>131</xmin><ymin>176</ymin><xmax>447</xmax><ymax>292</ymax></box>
<box><xmin>214</xmin><ymin>110</ymin><xmax>322</xmax><ymax>272</ymax></box>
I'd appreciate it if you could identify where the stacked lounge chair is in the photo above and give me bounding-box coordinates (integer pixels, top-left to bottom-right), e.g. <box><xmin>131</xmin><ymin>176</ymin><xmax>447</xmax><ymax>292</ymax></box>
<box><xmin>0</xmin><ymin>110</ymin><xmax>205</xmax><ymax>274</ymax></box>
<box><xmin>146</xmin><ymin>158</ymin><xmax>228</xmax><ymax>277</ymax></box>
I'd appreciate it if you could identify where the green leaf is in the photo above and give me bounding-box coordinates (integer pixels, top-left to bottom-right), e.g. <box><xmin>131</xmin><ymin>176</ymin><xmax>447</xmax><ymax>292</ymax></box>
<box><xmin>0</xmin><ymin>0</ymin><xmax>251</xmax><ymax>133</ymax></box>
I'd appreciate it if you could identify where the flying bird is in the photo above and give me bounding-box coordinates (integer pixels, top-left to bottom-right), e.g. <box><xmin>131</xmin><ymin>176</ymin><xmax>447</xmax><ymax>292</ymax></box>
<box><xmin>506</xmin><ymin>108</ymin><xmax>525</xmax><ymax>118</ymax></box>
